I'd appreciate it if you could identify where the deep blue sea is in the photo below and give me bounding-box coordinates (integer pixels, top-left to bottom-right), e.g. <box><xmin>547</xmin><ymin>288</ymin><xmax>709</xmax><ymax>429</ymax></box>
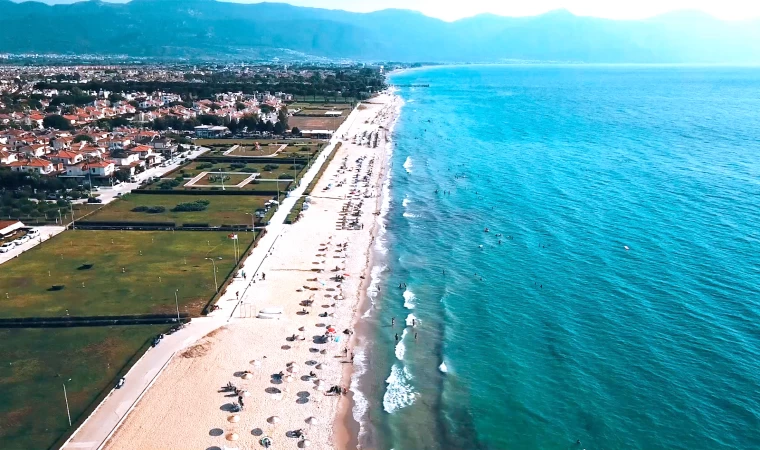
<box><xmin>352</xmin><ymin>65</ymin><xmax>760</xmax><ymax>450</ymax></box>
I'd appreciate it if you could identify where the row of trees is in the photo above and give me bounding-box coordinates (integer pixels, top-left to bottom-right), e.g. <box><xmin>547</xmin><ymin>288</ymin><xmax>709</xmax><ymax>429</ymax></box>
<box><xmin>34</xmin><ymin>68</ymin><xmax>385</xmax><ymax>102</ymax></box>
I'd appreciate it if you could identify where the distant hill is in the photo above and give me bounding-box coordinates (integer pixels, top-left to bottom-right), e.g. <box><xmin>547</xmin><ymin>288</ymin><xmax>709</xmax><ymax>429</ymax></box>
<box><xmin>3</xmin><ymin>0</ymin><xmax>760</xmax><ymax>62</ymax></box>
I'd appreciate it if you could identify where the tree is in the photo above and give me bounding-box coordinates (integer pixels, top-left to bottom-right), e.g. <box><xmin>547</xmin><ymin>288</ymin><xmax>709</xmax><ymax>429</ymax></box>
<box><xmin>43</xmin><ymin>114</ymin><xmax>72</xmax><ymax>130</ymax></box>
<box><xmin>73</xmin><ymin>135</ymin><xmax>94</xmax><ymax>144</ymax></box>
<box><xmin>235</xmin><ymin>102</ymin><xmax>246</xmax><ymax>111</ymax></box>
<box><xmin>114</xmin><ymin>169</ymin><xmax>131</xmax><ymax>183</ymax></box>
<box><xmin>277</xmin><ymin>106</ymin><xmax>289</xmax><ymax>129</ymax></box>
<box><xmin>274</xmin><ymin>121</ymin><xmax>285</xmax><ymax>135</ymax></box>
<box><xmin>291</xmin><ymin>127</ymin><xmax>301</xmax><ymax>136</ymax></box>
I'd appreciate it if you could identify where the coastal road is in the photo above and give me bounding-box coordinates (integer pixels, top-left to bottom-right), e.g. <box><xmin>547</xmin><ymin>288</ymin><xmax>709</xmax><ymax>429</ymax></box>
<box><xmin>61</xmin><ymin>107</ymin><xmax>365</xmax><ymax>450</ymax></box>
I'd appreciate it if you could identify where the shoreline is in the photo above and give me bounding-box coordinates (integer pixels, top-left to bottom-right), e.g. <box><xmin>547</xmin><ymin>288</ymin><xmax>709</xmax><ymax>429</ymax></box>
<box><xmin>96</xmin><ymin>93</ymin><xmax>401</xmax><ymax>450</ymax></box>
<box><xmin>335</xmin><ymin>91</ymin><xmax>402</xmax><ymax>450</ymax></box>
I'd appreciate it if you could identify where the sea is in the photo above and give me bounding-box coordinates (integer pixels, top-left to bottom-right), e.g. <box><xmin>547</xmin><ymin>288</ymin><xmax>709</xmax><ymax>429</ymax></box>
<box><xmin>350</xmin><ymin>65</ymin><xmax>760</xmax><ymax>450</ymax></box>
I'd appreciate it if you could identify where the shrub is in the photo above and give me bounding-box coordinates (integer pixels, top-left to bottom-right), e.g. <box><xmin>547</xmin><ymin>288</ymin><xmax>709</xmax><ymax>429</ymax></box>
<box><xmin>278</xmin><ymin>174</ymin><xmax>292</xmax><ymax>179</ymax></box>
<box><xmin>230</xmin><ymin>163</ymin><xmax>246</xmax><ymax>170</ymax></box>
<box><xmin>132</xmin><ymin>206</ymin><xmax>149</xmax><ymax>212</ymax></box>
<box><xmin>172</xmin><ymin>200</ymin><xmax>210</xmax><ymax>212</ymax></box>
<box><xmin>146</xmin><ymin>206</ymin><xmax>166</xmax><ymax>214</ymax></box>
<box><xmin>263</xmin><ymin>164</ymin><xmax>278</xmax><ymax>172</ymax></box>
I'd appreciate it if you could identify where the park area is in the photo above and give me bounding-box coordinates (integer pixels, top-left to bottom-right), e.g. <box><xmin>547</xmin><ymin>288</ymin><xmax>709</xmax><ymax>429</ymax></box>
<box><xmin>81</xmin><ymin>193</ymin><xmax>271</xmax><ymax>227</ymax></box>
<box><xmin>0</xmin><ymin>325</ymin><xmax>168</xmax><ymax>450</ymax></box>
<box><xmin>0</xmin><ymin>230</ymin><xmax>252</xmax><ymax>319</ymax></box>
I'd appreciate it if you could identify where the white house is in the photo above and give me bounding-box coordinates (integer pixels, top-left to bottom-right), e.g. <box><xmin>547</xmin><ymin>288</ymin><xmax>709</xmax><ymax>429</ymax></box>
<box><xmin>49</xmin><ymin>150</ymin><xmax>84</xmax><ymax>166</ymax></box>
<box><xmin>85</xmin><ymin>160</ymin><xmax>115</xmax><ymax>177</ymax></box>
<box><xmin>9</xmin><ymin>157</ymin><xmax>57</xmax><ymax>175</ymax></box>
<box><xmin>0</xmin><ymin>149</ymin><xmax>18</xmax><ymax>164</ymax></box>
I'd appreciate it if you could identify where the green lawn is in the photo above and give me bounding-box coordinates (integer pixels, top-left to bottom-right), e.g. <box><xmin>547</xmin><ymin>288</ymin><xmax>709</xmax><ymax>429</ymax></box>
<box><xmin>82</xmin><ymin>194</ymin><xmax>270</xmax><ymax>226</ymax></box>
<box><xmin>191</xmin><ymin>172</ymin><xmax>252</xmax><ymax>187</ymax></box>
<box><xmin>0</xmin><ymin>230</ymin><xmax>252</xmax><ymax>318</ymax></box>
<box><xmin>0</xmin><ymin>325</ymin><xmax>168</xmax><ymax>450</ymax></box>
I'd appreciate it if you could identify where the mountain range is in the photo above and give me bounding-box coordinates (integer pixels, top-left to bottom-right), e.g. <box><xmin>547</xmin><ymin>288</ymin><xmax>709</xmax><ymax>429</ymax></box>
<box><xmin>3</xmin><ymin>0</ymin><xmax>760</xmax><ymax>63</ymax></box>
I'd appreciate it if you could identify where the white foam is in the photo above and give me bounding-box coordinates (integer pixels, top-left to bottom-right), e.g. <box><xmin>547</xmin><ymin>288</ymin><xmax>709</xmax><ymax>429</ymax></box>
<box><xmin>402</xmin><ymin>212</ymin><xmax>418</xmax><ymax>219</ymax></box>
<box><xmin>395</xmin><ymin>328</ymin><xmax>408</xmax><ymax>360</ymax></box>
<box><xmin>403</xmin><ymin>156</ymin><xmax>413</xmax><ymax>174</ymax></box>
<box><xmin>350</xmin><ymin>344</ymin><xmax>370</xmax><ymax>440</ymax></box>
<box><xmin>383</xmin><ymin>363</ymin><xmax>417</xmax><ymax>414</ymax></box>
<box><xmin>405</xmin><ymin>313</ymin><xmax>418</xmax><ymax>327</ymax></box>
<box><xmin>402</xmin><ymin>197</ymin><xmax>410</xmax><ymax>208</ymax></box>
<box><xmin>403</xmin><ymin>289</ymin><xmax>416</xmax><ymax>309</ymax></box>
<box><xmin>439</xmin><ymin>361</ymin><xmax>448</xmax><ymax>373</ymax></box>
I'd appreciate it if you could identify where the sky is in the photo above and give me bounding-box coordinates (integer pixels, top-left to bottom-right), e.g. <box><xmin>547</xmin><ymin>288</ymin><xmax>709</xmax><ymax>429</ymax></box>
<box><xmin>16</xmin><ymin>0</ymin><xmax>760</xmax><ymax>22</ymax></box>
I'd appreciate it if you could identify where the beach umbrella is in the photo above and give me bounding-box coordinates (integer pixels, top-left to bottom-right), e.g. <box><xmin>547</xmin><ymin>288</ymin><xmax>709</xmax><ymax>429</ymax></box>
<box><xmin>288</xmin><ymin>364</ymin><xmax>299</xmax><ymax>373</ymax></box>
<box><xmin>320</xmin><ymin>349</ymin><xmax>327</xmax><ymax>355</ymax></box>
<box><xmin>268</xmin><ymin>416</ymin><xmax>281</xmax><ymax>424</ymax></box>
<box><xmin>240</xmin><ymin>390</ymin><xmax>252</xmax><ymax>398</ymax></box>
<box><xmin>298</xmin><ymin>326</ymin><xmax>305</xmax><ymax>331</ymax></box>
<box><xmin>226</xmin><ymin>433</ymin><xmax>240</xmax><ymax>441</ymax></box>
<box><xmin>285</xmin><ymin>375</ymin><xmax>295</xmax><ymax>383</ymax></box>
<box><xmin>314</xmin><ymin>379</ymin><xmax>323</xmax><ymax>386</ymax></box>
<box><xmin>315</xmin><ymin>363</ymin><xmax>324</xmax><ymax>370</ymax></box>
<box><xmin>327</xmin><ymin>327</ymin><xmax>336</xmax><ymax>333</ymax></box>
<box><xmin>243</xmin><ymin>373</ymin><xmax>253</xmax><ymax>380</ymax></box>
<box><xmin>314</xmin><ymin>384</ymin><xmax>325</xmax><ymax>392</ymax></box>
<box><xmin>301</xmin><ymin>439</ymin><xmax>312</xmax><ymax>447</ymax></box>
<box><xmin>227</xmin><ymin>415</ymin><xmax>240</xmax><ymax>423</ymax></box>
<box><xmin>306</xmin><ymin>416</ymin><xmax>319</xmax><ymax>425</ymax></box>
<box><xmin>295</xmin><ymin>334</ymin><xmax>304</xmax><ymax>341</ymax></box>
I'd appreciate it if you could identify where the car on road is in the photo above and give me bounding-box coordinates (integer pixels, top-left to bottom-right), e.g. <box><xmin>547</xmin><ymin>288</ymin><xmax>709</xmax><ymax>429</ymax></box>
<box><xmin>116</xmin><ymin>377</ymin><xmax>125</xmax><ymax>389</ymax></box>
<box><xmin>0</xmin><ymin>242</ymin><xmax>14</xmax><ymax>253</ymax></box>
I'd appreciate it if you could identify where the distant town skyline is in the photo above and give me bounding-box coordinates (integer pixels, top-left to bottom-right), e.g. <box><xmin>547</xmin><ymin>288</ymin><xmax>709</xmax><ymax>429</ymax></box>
<box><xmin>13</xmin><ymin>0</ymin><xmax>760</xmax><ymax>21</ymax></box>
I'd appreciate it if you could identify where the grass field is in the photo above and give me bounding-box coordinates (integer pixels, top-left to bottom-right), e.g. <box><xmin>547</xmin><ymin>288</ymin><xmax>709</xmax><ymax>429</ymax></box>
<box><xmin>229</xmin><ymin>144</ymin><xmax>285</xmax><ymax>157</ymax></box>
<box><xmin>290</xmin><ymin>115</ymin><xmax>345</xmax><ymax>131</ymax></box>
<box><xmin>0</xmin><ymin>230</ymin><xmax>252</xmax><ymax>319</ymax></box>
<box><xmin>195</xmin><ymin>138</ymin><xmax>316</xmax><ymax>146</ymax></box>
<box><xmin>190</xmin><ymin>172</ymin><xmax>253</xmax><ymax>187</ymax></box>
<box><xmin>81</xmin><ymin>194</ymin><xmax>270</xmax><ymax>227</ymax></box>
<box><xmin>0</xmin><ymin>325</ymin><xmax>168</xmax><ymax>450</ymax></box>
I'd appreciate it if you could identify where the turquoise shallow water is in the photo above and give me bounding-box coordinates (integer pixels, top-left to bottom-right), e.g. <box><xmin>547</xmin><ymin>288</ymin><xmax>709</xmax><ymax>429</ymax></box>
<box><xmin>355</xmin><ymin>65</ymin><xmax>760</xmax><ymax>450</ymax></box>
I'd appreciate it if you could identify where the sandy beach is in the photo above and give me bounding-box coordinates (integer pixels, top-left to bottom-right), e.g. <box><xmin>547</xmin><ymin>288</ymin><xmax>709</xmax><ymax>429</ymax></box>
<box><xmin>102</xmin><ymin>93</ymin><xmax>400</xmax><ymax>450</ymax></box>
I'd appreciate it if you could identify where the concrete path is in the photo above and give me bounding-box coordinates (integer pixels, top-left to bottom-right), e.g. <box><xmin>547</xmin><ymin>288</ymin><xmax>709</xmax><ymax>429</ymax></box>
<box><xmin>61</xmin><ymin>107</ymin><xmax>362</xmax><ymax>450</ymax></box>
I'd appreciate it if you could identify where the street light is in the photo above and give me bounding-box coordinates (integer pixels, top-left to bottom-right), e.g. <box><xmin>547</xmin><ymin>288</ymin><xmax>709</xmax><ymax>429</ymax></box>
<box><xmin>63</xmin><ymin>379</ymin><xmax>72</xmax><ymax>427</ymax></box>
<box><xmin>245</xmin><ymin>212</ymin><xmax>256</xmax><ymax>237</ymax></box>
<box><xmin>174</xmin><ymin>289</ymin><xmax>181</xmax><ymax>324</ymax></box>
<box><xmin>205</xmin><ymin>257</ymin><xmax>222</xmax><ymax>292</ymax></box>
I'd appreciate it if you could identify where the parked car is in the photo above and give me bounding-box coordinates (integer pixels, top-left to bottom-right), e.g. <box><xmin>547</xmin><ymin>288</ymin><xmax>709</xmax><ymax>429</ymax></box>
<box><xmin>116</xmin><ymin>377</ymin><xmax>126</xmax><ymax>389</ymax></box>
<box><xmin>87</xmin><ymin>197</ymin><xmax>103</xmax><ymax>204</ymax></box>
<box><xmin>0</xmin><ymin>242</ymin><xmax>14</xmax><ymax>253</ymax></box>
<box><xmin>14</xmin><ymin>235</ymin><xmax>29</xmax><ymax>246</ymax></box>
<box><xmin>27</xmin><ymin>229</ymin><xmax>40</xmax><ymax>239</ymax></box>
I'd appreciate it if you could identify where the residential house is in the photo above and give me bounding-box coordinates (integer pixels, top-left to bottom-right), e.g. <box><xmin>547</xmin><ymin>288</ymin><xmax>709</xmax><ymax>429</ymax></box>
<box><xmin>0</xmin><ymin>149</ymin><xmax>18</xmax><ymax>165</ymax></box>
<box><xmin>9</xmin><ymin>157</ymin><xmax>57</xmax><ymax>175</ymax></box>
<box><xmin>49</xmin><ymin>150</ymin><xmax>84</xmax><ymax>166</ymax></box>
<box><xmin>18</xmin><ymin>144</ymin><xmax>48</xmax><ymax>158</ymax></box>
<box><xmin>85</xmin><ymin>160</ymin><xmax>115</xmax><ymax>177</ymax></box>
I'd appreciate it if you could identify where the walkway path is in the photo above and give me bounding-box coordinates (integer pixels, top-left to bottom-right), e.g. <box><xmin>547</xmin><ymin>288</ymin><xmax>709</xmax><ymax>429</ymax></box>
<box><xmin>61</xmin><ymin>107</ymin><xmax>362</xmax><ymax>450</ymax></box>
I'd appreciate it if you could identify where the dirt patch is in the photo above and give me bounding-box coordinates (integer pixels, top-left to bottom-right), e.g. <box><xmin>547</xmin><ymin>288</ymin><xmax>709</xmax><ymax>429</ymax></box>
<box><xmin>0</xmin><ymin>405</ymin><xmax>34</xmax><ymax>434</ymax></box>
<box><xmin>181</xmin><ymin>342</ymin><xmax>210</xmax><ymax>359</ymax></box>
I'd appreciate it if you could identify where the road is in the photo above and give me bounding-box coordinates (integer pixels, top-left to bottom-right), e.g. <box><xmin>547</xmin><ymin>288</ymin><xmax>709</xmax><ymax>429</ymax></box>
<box><xmin>61</xmin><ymin>107</ymin><xmax>363</xmax><ymax>450</ymax></box>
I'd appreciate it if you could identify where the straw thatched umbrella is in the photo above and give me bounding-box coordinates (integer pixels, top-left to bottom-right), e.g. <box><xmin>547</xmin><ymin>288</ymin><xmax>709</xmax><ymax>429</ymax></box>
<box><xmin>226</xmin><ymin>433</ymin><xmax>240</xmax><ymax>441</ymax></box>
<box><xmin>227</xmin><ymin>415</ymin><xmax>240</xmax><ymax>423</ymax></box>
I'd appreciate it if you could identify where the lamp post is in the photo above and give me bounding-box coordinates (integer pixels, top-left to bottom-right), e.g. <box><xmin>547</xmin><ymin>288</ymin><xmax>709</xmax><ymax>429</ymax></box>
<box><xmin>245</xmin><ymin>212</ymin><xmax>256</xmax><ymax>238</ymax></box>
<box><xmin>205</xmin><ymin>257</ymin><xmax>222</xmax><ymax>292</ymax></box>
<box><xmin>174</xmin><ymin>289</ymin><xmax>181</xmax><ymax>323</ymax></box>
<box><xmin>63</xmin><ymin>379</ymin><xmax>72</xmax><ymax>427</ymax></box>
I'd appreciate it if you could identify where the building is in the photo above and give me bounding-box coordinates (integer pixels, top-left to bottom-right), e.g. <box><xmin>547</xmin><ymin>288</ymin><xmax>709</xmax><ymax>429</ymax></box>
<box><xmin>194</xmin><ymin>125</ymin><xmax>229</xmax><ymax>138</ymax></box>
<box><xmin>0</xmin><ymin>220</ymin><xmax>25</xmax><ymax>238</ymax></box>
<box><xmin>0</xmin><ymin>149</ymin><xmax>18</xmax><ymax>164</ymax></box>
<box><xmin>8</xmin><ymin>157</ymin><xmax>57</xmax><ymax>174</ymax></box>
